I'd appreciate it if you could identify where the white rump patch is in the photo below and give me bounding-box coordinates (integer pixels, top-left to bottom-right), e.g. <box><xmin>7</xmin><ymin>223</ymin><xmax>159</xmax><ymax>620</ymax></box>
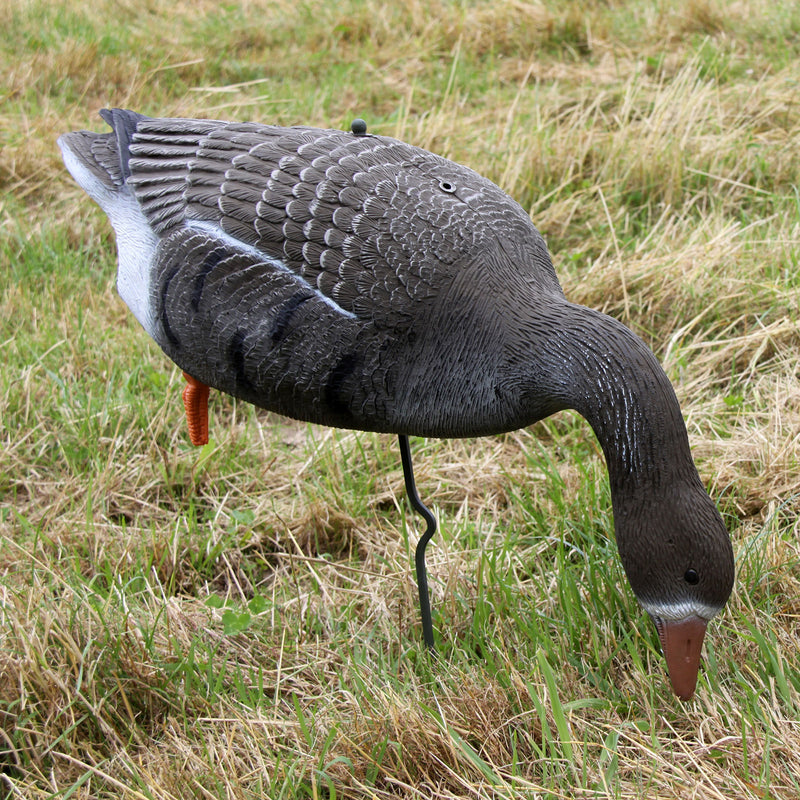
<box><xmin>59</xmin><ymin>138</ymin><xmax>159</xmax><ymax>337</ymax></box>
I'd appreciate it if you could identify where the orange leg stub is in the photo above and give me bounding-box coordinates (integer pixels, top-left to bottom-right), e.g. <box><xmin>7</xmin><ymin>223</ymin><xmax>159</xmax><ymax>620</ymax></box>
<box><xmin>182</xmin><ymin>372</ymin><xmax>210</xmax><ymax>446</ymax></box>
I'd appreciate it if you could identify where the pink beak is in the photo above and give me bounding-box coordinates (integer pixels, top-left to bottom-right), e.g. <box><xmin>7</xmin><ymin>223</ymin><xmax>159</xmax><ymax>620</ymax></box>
<box><xmin>655</xmin><ymin>615</ymin><xmax>708</xmax><ymax>701</ymax></box>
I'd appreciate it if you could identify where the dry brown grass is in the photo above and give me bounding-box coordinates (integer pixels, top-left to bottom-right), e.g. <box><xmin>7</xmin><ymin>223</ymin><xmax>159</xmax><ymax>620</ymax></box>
<box><xmin>2</xmin><ymin>0</ymin><xmax>800</xmax><ymax>797</ymax></box>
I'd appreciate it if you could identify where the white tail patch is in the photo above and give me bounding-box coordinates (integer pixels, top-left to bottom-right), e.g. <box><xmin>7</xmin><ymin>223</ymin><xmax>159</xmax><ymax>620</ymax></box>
<box><xmin>59</xmin><ymin>138</ymin><xmax>159</xmax><ymax>337</ymax></box>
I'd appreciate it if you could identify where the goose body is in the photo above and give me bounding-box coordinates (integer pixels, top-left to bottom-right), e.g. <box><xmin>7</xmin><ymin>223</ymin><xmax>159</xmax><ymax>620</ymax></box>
<box><xmin>59</xmin><ymin>109</ymin><xmax>734</xmax><ymax>700</ymax></box>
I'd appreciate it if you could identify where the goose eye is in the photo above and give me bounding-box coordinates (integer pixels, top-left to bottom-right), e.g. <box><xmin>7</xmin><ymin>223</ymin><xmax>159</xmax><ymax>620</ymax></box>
<box><xmin>684</xmin><ymin>569</ymin><xmax>699</xmax><ymax>585</ymax></box>
<box><xmin>438</xmin><ymin>180</ymin><xmax>456</xmax><ymax>193</ymax></box>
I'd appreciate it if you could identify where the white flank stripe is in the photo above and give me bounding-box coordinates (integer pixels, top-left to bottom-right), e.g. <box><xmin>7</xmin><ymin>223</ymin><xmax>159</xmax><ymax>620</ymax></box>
<box><xmin>59</xmin><ymin>140</ymin><xmax>158</xmax><ymax>337</ymax></box>
<box><xmin>186</xmin><ymin>220</ymin><xmax>357</xmax><ymax>319</ymax></box>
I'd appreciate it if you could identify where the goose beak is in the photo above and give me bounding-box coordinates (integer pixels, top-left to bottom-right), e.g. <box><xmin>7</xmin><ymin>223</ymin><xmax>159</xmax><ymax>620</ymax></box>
<box><xmin>654</xmin><ymin>614</ymin><xmax>708</xmax><ymax>701</ymax></box>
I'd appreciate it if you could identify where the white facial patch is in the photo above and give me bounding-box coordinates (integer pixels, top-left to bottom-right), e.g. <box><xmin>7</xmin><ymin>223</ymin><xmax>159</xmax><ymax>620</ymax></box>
<box><xmin>640</xmin><ymin>598</ymin><xmax>722</xmax><ymax>622</ymax></box>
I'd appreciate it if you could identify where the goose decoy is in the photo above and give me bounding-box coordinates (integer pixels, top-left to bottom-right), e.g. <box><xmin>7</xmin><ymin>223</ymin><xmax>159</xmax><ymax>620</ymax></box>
<box><xmin>59</xmin><ymin>109</ymin><xmax>734</xmax><ymax>700</ymax></box>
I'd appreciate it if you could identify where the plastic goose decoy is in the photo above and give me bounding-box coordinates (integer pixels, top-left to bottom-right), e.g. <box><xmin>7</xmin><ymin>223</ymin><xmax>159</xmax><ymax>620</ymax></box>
<box><xmin>59</xmin><ymin>109</ymin><xmax>734</xmax><ymax>700</ymax></box>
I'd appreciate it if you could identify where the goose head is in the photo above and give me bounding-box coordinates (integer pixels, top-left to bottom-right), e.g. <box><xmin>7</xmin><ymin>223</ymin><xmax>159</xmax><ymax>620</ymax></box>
<box><xmin>613</xmin><ymin>476</ymin><xmax>734</xmax><ymax>699</ymax></box>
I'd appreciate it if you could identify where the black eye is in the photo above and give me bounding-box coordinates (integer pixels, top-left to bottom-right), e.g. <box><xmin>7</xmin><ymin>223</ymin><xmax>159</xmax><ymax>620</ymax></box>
<box><xmin>684</xmin><ymin>569</ymin><xmax>699</xmax><ymax>585</ymax></box>
<box><xmin>438</xmin><ymin>180</ymin><xmax>456</xmax><ymax>193</ymax></box>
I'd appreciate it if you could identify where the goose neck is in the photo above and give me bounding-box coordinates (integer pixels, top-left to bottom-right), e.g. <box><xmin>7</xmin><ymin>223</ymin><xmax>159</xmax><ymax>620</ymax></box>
<box><xmin>524</xmin><ymin>302</ymin><xmax>696</xmax><ymax>496</ymax></box>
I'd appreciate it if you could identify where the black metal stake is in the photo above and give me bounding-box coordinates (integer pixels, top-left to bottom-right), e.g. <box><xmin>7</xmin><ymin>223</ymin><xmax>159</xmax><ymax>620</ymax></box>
<box><xmin>398</xmin><ymin>434</ymin><xmax>438</xmax><ymax>651</ymax></box>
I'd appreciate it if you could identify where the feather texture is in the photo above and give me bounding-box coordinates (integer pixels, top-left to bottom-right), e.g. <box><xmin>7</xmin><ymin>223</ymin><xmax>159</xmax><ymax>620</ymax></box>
<box><xmin>59</xmin><ymin>110</ymin><xmax>735</xmax><ymax>700</ymax></box>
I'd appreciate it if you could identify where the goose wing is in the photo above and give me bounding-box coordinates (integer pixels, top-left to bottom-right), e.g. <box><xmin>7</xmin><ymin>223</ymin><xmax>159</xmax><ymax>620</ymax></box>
<box><xmin>122</xmin><ymin>113</ymin><xmax>560</xmax><ymax>327</ymax></box>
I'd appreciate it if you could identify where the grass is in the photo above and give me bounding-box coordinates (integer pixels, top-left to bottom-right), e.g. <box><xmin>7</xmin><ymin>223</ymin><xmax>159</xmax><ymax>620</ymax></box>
<box><xmin>1</xmin><ymin>0</ymin><xmax>800</xmax><ymax>796</ymax></box>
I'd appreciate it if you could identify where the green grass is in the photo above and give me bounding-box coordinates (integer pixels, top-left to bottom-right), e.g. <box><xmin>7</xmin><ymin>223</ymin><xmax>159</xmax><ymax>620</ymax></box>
<box><xmin>2</xmin><ymin>0</ymin><xmax>800</xmax><ymax>797</ymax></box>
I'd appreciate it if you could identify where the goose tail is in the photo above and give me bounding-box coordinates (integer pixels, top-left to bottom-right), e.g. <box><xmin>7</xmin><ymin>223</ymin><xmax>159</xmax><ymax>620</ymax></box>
<box><xmin>57</xmin><ymin>108</ymin><xmax>147</xmax><ymax>201</ymax></box>
<box><xmin>97</xmin><ymin>108</ymin><xmax>147</xmax><ymax>181</ymax></box>
<box><xmin>58</xmin><ymin>110</ymin><xmax>160</xmax><ymax>337</ymax></box>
